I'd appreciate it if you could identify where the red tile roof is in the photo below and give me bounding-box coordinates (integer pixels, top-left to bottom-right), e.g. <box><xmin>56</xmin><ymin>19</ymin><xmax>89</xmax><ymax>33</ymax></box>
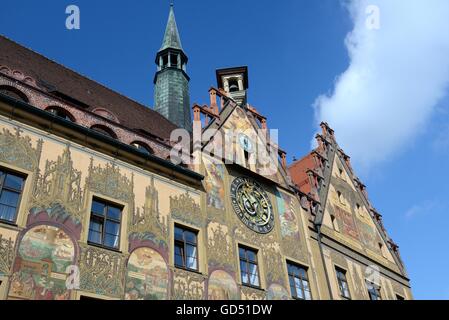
<box><xmin>0</xmin><ymin>35</ymin><xmax>178</xmax><ymax>140</ymax></box>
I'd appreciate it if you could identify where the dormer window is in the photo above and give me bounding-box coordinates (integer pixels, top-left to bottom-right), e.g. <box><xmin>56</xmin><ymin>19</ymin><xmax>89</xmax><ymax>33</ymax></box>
<box><xmin>131</xmin><ymin>142</ymin><xmax>153</xmax><ymax>156</ymax></box>
<box><xmin>46</xmin><ymin>106</ymin><xmax>74</xmax><ymax>122</ymax></box>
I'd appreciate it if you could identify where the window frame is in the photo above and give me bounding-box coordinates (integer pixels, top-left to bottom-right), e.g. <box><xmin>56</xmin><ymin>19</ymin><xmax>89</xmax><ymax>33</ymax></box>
<box><xmin>87</xmin><ymin>197</ymin><xmax>123</xmax><ymax>251</ymax></box>
<box><xmin>335</xmin><ymin>267</ymin><xmax>351</xmax><ymax>300</ymax></box>
<box><xmin>0</xmin><ymin>168</ymin><xmax>26</xmax><ymax>224</ymax></box>
<box><xmin>174</xmin><ymin>224</ymin><xmax>199</xmax><ymax>272</ymax></box>
<box><xmin>366</xmin><ymin>280</ymin><xmax>382</xmax><ymax>300</ymax></box>
<box><xmin>238</xmin><ymin>245</ymin><xmax>261</xmax><ymax>289</ymax></box>
<box><xmin>287</xmin><ymin>261</ymin><xmax>312</xmax><ymax>300</ymax></box>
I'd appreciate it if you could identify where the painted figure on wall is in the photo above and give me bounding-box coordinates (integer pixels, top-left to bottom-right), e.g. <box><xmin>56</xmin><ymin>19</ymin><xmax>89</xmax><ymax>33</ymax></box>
<box><xmin>334</xmin><ymin>205</ymin><xmax>360</xmax><ymax>241</ymax></box>
<box><xmin>276</xmin><ymin>191</ymin><xmax>299</xmax><ymax>237</ymax></box>
<box><xmin>207</xmin><ymin>270</ymin><xmax>239</xmax><ymax>300</ymax></box>
<box><xmin>125</xmin><ymin>247</ymin><xmax>169</xmax><ymax>300</ymax></box>
<box><xmin>203</xmin><ymin>156</ymin><xmax>226</xmax><ymax>211</ymax></box>
<box><xmin>8</xmin><ymin>225</ymin><xmax>75</xmax><ymax>300</ymax></box>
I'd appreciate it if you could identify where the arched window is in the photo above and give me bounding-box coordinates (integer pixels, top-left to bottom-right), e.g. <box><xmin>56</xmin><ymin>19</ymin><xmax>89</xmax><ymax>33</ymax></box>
<box><xmin>0</xmin><ymin>85</ymin><xmax>29</xmax><ymax>103</ymax></box>
<box><xmin>90</xmin><ymin>125</ymin><xmax>117</xmax><ymax>139</ymax></box>
<box><xmin>46</xmin><ymin>106</ymin><xmax>75</xmax><ymax>122</ymax></box>
<box><xmin>131</xmin><ymin>141</ymin><xmax>153</xmax><ymax>156</ymax></box>
<box><xmin>228</xmin><ymin>78</ymin><xmax>239</xmax><ymax>92</ymax></box>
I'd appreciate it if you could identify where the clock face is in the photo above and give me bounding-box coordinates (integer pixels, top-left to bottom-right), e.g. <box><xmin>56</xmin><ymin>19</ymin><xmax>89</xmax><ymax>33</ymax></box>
<box><xmin>238</xmin><ymin>133</ymin><xmax>254</xmax><ymax>153</ymax></box>
<box><xmin>230</xmin><ymin>177</ymin><xmax>274</xmax><ymax>234</ymax></box>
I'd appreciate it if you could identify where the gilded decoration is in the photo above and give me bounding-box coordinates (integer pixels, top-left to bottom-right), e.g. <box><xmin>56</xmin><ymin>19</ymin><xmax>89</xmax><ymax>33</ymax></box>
<box><xmin>86</xmin><ymin>159</ymin><xmax>134</xmax><ymax>204</ymax></box>
<box><xmin>79</xmin><ymin>244</ymin><xmax>127</xmax><ymax>298</ymax></box>
<box><xmin>0</xmin><ymin>233</ymin><xmax>15</xmax><ymax>275</ymax></box>
<box><xmin>29</xmin><ymin>146</ymin><xmax>84</xmax><ymax>224</ymax></box>
<box><xmin>172</xmin><ymin>268</ymin><xmax>206</xmax><ymax>300</ymax></box>
<box><xmin>129</xmin><ymin>177</ymin><xmax>168</xmax><ymax>248</ymax></box>
<box><xmin>0</xmin><ymin>127</ymin><xmax>42</xmax><ymax>171</ymax></box>
<box><xmin>170</xmin><ymin>192</ymin><xmax>201</xmax><ymax>227</ymax></box>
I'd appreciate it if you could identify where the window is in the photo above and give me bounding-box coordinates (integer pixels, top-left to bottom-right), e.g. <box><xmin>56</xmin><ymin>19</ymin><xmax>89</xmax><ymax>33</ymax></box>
<box><xmin>228</xmin><ymin>78</ymin><xmax>239</xmax><ymax>92</ymax></box>
<box><xmin>87</xmin><ymin>198</ymin><xmax>122</xmax><ymax>250</ymax></box>
<box><xmin>0</xmin><ymin>86</ymin><xmax>29</xmax><ymax>103</ymax></box>
<box><xmin>331</xmin><ymin>214</ymin><xmax>340</xmax><ymax>232</ymax></box>
<box><xmin>131</xmin><ymin>142</ymin><xmax>153</xmax><ymax>156</ymax></box>
<box><xmin>287</xmin><ymin>262</ymin><xmax>312</xmax><ymax>300</ymax></box>
<box><xmin>0</xmin><ymin>169</ymin><xmax>25</xmax><ymax>223</ymax></box>
<box><xmin>396</xmin><ymin>294</ymin><xmax>405</xmax><ymax>300</ymax></box>
<box><xmin>366</xmin><ymin>281</ymin><xmax>382</xmax><ymax>300</ymax></box>
<box><xmin>239</xmin><ymin>246</ymin><xmax>260</xmax><ymax>288</ymax></box>
<box><xmin>90</xmin><ymin>125</ymin><xmax>117</xmax><ymax>139</ymax></box>
<box><xmin>174</xmin><ymin>225</ymin><xmax>199</xmax><ymax>271</ymax></box>
<box><xmin>170</xmin><ymin>54</ymin><xmax>178</xmax><ymax>68</ymax></box>
<box><xmin>46</xmin><ymin>107</ymin><xmax>74</xmax><ymax>122</ymax></box>
<box><xmin>335</xmin><ymin>267</ymin><xmax>351</xmax><ymax>299</ymax></box>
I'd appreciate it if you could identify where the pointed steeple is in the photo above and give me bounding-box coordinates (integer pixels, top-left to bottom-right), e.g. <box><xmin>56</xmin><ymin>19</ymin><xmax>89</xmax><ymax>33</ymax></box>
<box><xmin>153</xmin><ymin>4</ymin><xmax>192</xmax><ymax>132</ymax></box>
<box><xmin>159</xmin><ymin>4</ymin><xmax>183</xmax><ymax>52</ymax></box>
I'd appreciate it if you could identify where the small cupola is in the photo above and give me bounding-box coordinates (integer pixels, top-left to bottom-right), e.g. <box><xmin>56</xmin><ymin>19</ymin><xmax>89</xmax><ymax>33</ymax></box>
<box><xmin>216</xmin><ymin>66</ymin><xmax>249</xmax><ymax>106</ymax></box>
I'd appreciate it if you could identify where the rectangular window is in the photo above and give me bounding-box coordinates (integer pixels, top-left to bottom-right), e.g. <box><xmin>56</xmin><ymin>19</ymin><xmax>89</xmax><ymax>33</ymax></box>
<box><xmin>0</xmin><ymin>169</ymin><xmax>25</xmax><ymax>223</ymax></box>
<box><xmin>239</xmin><ymin>246</ymin><xmax>260</xmax><ymax>288</ymax></box>
<box><xmin>287</xmin><ymin>262</ymin><xmax>312</xmax><ymax>300</ymax></box>
<box><xmin>366</xmin><ymin>281</ymin><xmax>382</xmax><ymax>300</ymax></box>
<box><xmin>87</xmin><ymin>198</ymin><xmax>122</xmax><ymax>250</ymax></box>
<box><xmin>335</xmin><ymin>267</ymin><xmax>351</xmax><ymax>299</ymax></box>
<box><xmin>174</xmin><ymin>225</ymin><xmax>199</xmax><ymax>271</ymax></box>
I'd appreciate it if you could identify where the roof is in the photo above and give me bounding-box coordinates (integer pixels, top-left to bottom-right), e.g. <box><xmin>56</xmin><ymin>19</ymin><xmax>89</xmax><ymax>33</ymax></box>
<box><xmin>288</xmin><ymin>152</ymin><xmax>319</xmax><ymax>199</ymax></box>
<box><xmin>159</xmin><ymin>4</ymin><xmax>183</xmax><ymax>52</ymax></box>
<box><xmin>0</xmin><ymin>35</ymin><xmax>178</xmax><ymax>141</ymax></box>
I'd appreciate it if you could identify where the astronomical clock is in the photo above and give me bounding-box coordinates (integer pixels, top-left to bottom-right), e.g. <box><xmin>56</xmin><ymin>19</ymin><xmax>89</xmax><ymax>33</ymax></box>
<box><xmin>230</xmin><ymin>177</ymin><xmax>274</xmax><ymax>234</ymax></box>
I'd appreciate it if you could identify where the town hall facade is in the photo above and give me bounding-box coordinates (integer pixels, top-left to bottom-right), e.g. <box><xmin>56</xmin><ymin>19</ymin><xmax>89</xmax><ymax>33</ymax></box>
<box><xmin>0</xmin><ymin>5</ymin><xmax>411</xmax><ymax>300</ymax></box>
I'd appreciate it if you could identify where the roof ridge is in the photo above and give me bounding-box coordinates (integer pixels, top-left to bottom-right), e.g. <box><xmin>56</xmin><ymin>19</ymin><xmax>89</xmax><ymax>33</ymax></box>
<box><xmin>0</xmin><ymin>34</ymin><xmax>179</xmax><ymax>131</ymax></box>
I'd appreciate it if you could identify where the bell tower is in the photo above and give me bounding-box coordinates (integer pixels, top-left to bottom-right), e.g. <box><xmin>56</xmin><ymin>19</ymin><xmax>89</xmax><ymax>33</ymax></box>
<box><xmin>216</xmin><ymin>66</ymin><xmax>249</xmax><ymax>106</ymax></box>
<box><xmin>154</xmin><ymin>4</ymin><xmax>192</xmax><ymax>131</ymax></box>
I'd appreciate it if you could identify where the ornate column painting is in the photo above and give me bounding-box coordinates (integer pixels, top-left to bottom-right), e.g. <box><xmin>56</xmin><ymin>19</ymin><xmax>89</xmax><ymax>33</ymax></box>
<box><xmin>125</xmin><ymin>247</ymin><xmax>169</xmax><ymax>300</ymax></box>
<box><xmin>8</xmin><ymin>225</ymin><xmax>75</xmax><ymax>300</ymax></box>
<box><xmin>276</xmin><ymin>191</ymin><xmax>299</xmax><ymax>238</ymax></box>
<box><xmin>207</xmin><ymin>270</ymin><xmax>239</xmax><ymax>300</ymax></box>
<box><xmin>202</xmin><ymin>156</ymin><xmax>225</xmax><ymax>212</ymax></box>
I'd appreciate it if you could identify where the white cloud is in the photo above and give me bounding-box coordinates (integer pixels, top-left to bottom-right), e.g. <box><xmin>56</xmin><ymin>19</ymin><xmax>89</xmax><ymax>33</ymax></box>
<box><xmin>404</xmin><ymin>201</ymin><xmax>437</xmax><ymax>220</ymax></box>
<box><xmin>314</xmin><ymin>0</ymin><xmax>449</xmax><ymax>170</ymax></box>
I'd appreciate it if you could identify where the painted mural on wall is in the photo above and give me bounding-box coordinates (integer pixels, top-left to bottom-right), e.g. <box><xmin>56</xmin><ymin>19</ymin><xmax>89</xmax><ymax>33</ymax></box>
<box><xmin>79</xmin><ymin>244</ymin><xmax>126</xmax><ymax>298</ymax></box>
<box><xmin>8</xmin><ymin>225</ymin><xmax>75</xmax><ymax>300</ymax></box>
<box><xmin>357</xmin><ymin>219</ymin><xmax>380</xmax><ymax>253</ymax></box>
<box><xmin>276</xmin><ymin>191</ymin><xmax>299</xmax><ymax>237</ymax></box>
<box><xmin>207</xmin><ymin>270</ymin><xmax>239</xmax><ymax>300</ymax></box>
<box><xmin>266</xmin><ymin>283</ymin><xmax>290</xmax><ymax>300</ymax></box>
<box><xmin>29</xmin><ymin>147</ymin><xmax>84</xmax><ymax>228</ymax></box>
<box><xmin>203</xmin><ymin>156</ymin><xmax>226</xmax><ymax>211</ymax></box>
<box><xmin>129</xmin><ymin>177</ymin><xmax>168</xmax><ymax>251</ymax></box>
<box><xmin>125</xmin><ymin>247</ymin><xmax>169</xmax><ymax>300</ymax></box>
<box><xmin>334</xmin><ymin>205</ymin><xmax>360</xmax><ymax>241</ymax></box>
<box><xmin>220</xmin><ymin>108</ymin><xmax>285</xmax><ymax>186</ymax></box>
<box><xmin>0</xmin><ymin>228</ymin><xmax>18</xmax><ymax>276</ymax></box>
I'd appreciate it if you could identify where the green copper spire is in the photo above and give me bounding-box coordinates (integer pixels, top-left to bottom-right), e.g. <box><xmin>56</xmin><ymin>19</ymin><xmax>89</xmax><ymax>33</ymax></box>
<box><xmin>153</xmin><ymin>4</ymin><xmax>192</xmax><ymax>131</ymax></box>
<box><xmin>160</xmin><ymin>4</ymin><xmax>183</xmax><ymax>52</ymax></box>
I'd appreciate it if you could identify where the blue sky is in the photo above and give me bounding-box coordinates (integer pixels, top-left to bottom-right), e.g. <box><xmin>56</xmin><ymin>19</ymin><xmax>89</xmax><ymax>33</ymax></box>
<box><xmin>1</xmin><ymin>0</ymin><xmax>448</xmax><ymax>299</ymax></box>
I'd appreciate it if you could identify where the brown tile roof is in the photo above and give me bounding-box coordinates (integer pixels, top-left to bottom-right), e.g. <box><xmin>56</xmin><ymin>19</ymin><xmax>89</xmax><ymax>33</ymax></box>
<box><xmin>0</xmin><ymin>35</ymin><xmax>178</xmax><ymax>140</ymax></box>
<box><xmin>288</xmin><ymin>152</ymin><xmax>320</xmax><ymax>201</ymax></box>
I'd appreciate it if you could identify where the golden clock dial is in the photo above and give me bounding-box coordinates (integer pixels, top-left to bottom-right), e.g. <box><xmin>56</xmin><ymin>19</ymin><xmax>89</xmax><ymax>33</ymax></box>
<box><xmin>230</xmin><ymin>177</ymin><xmax>274</xmax><ymax>234</ymax></box>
